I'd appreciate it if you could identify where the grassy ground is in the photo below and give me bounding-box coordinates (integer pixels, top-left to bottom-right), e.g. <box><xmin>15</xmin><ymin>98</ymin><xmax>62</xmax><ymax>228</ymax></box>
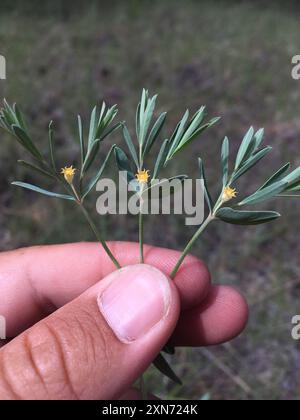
<box><xmin>1</xmin><ymin>0</ymin><xmax>300</xmax><ymax>400</ymax></box>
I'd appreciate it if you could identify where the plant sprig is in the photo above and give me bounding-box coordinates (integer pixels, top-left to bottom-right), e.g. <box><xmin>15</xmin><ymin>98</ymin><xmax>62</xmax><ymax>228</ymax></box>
<box><xmin>171</xmin><ymin>127</ymin><xmax>300</xmax><ymax>278</ymax></box>
<box><xmin>115</xmin><ymin>89</ymin><xmax>220</xmax><ymax>263</ymax></box>
<box><xmin>0</xmin><ymin>99</ymin><xmax>122</xmax><ymax>269</ymax></box>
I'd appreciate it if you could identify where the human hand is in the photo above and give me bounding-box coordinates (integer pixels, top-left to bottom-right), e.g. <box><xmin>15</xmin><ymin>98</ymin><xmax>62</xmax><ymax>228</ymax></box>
<box><xmin>0</xmin><ymin>242</ymin><xmax>248</xmax><ymax>400</ymax></box>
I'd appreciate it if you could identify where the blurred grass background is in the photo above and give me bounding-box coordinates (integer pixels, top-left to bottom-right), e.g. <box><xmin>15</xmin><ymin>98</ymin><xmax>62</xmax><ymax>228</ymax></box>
<box><xmin>1</xmin><ymin>0</ymin><xmax>300</xmax><ymax>400</ymax></box>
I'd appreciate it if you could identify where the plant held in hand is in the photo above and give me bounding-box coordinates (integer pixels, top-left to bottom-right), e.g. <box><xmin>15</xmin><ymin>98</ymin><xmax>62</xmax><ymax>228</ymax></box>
<box><xmin>0</xmin><ymin>90</ymin><xmax>299</xmax><ymax>392</ymax></box>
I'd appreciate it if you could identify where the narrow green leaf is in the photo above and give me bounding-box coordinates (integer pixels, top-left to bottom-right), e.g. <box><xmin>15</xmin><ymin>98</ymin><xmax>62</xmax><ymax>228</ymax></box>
<box><xmin>83</xmin><ymin>145</ymin><xmax>115</xmax><ymax>199</ymax></box>
<box><xmin>152</xmin><ymin>139</ymin><xmax>169</xmax><ymax>179</ymax></box>
<box><xmin>232</xmin><ymin>146</ymin><xmax>272</xmax><ymax>182</ymax></box>
<box><xmin>136</xmin><ymin>102</ymin><xmax>141</xmax><ymax>139</ymax></box>
<box><xmin>48</xmin><ymin>121</ymin><xmax>57</xmax><ymax>172</ymax></box>
<box><xmin>238</xmin><ymin>181</ymin><xmax>288</xmax><ymax>206</ymax></box>
<box><xmin>243</xmin><ymin>127</ymin><xmax>265</xmax><ymax>161</ymax></box>
<box><xmin>167</xmin><ymin>110</ymin><xmax>190</xmax><ymax>159</ymax></box>
<box><xmin>88</xmin><ymin>106</ymin><xmax>97</xmax><ymax>150</ymax></box>
<box><xmin>12</xmin><ymin>182</ymin><xmax>74</xmax><ymax>200</ymax></box>
<box><xmin>216</xmin><ymin>207</ymin><xmax>280</xmax><ymax>225</ymax></box>
<box><xmin>17</xmin><ymin>160</ymin><xmax>55</xmax><ymax>179</ymax></box>
<box><xmin>13</xmin><ymin>103</ymin><xmax>28</xmax><ymax>131</ymax></box>
<box><xmin>285</xmin><ymin>180</ymin><xmax>300</xmax><ymax>192</ymax></box>
<box><xmin>12</xmin><ymin>125</ymin><xmax>43</xmax><ymax>161</ymax></box>
<box><xmin>199</xmin><ymin>158</ymin><xmax>212</xmax><ymax>212</ymax></box>
<box><xmin>153</xmin><ymin>353</ymin><xmax>182</xmax><ymax>385</ymax></box>
<box><xmin>253</xmin><ymin>128</ymin><xmax>264</xmax><ymax>151</ymax></box>
<box><xmin>143</xmin><ymin>112</ymin><xmax>167</xmax><ymax>157</ymax></box>
<box><xmin>77</xmin><ymin>115</ymin><xmax>85</xmax><ymax>168</ymax></box>
<box><xmin>172</xmin><ymin>117</ymin><xmax>220</xmax><ymax>158</ymax></box>
<box><xmin>221</xmin><ymin>136</ymin><xmax>229</xmax><ymax>186</ymax></box>
<box><xmin>282</xmin><ymin>166</ymin><xmax>300</xmax><ymax>185</ymax></box>
<box><xmin>180</xmin><ymin>106</ymin><xmax>205</xmax><ymax>143</ymax></box>
<box><xmin>139</xmin><ymin>95</ymin><xmax>157</xmax><ymax>146</ymax></box>
<box><xmin>82</xmin><ymin>141</ymin><xmax>101</xmax><ymax>174</ymax></box>
<box><xmin>235</xmin><ymin>127</ymin><xmax>254</xmax><ymax>169</ymax></box>
<box><xmin>259</xmin><ymin>163</ymin><xmax>290</xmax><ymax>190</ymax></box>
<box><xmin>99</xmin><ymin>121</ymin><xmax>121</xmax><ymax>142</ymax></box>
<box><xmin>122</xmin><ymin>125</ymin><xmax>139</xmax><ymax>169</ymax></box>
<box><xmin>114</xmin><ymin>147</ymin><xmax>135</xmax><ymax>183</ymax></box>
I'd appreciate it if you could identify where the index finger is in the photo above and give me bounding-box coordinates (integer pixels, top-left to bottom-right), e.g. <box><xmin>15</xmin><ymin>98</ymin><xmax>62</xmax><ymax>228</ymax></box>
<box><xmin>0</xmin><ymin>241</ymin><xmax>210</xmax><ymax>337</ymax></box>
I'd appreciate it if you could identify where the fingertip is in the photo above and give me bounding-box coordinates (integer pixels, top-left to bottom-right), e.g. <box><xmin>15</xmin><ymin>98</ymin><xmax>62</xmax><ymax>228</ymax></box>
<box><xmin>172</xmin><ymin>255</ymin><xmax>211</xmax><ymax>310</ymax></box>
<box><xmin>171</xmin><ymin>285</ymin><xmax>249</xmax><ymax>347</ymax></box>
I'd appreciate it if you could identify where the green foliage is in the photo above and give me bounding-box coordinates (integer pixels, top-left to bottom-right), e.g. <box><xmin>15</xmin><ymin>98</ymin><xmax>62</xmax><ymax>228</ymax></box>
<box><xmin>0</xmin><ymin>100</ymin><xmax>119</xmax><ymax>203</ymax></box>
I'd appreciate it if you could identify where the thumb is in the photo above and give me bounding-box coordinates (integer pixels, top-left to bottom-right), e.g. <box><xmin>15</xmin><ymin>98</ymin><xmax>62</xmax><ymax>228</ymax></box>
<box><xmin>0</xmin><ymin>264</ymin><xmax>180</xmax><ymax>400</ymax></box>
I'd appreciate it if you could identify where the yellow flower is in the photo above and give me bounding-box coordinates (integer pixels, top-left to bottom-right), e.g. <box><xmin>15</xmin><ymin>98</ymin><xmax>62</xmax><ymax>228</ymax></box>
<box><xmin>136</xmin><ymin>169</ymin><xmax>150</xmax><ymax>184</ymax></box>
<box><xmin>61</xmin><ymin>166</ymin><xmax>76</xmax><ymax>185</ymax></box>
<box><xmin>222</xmin><ymin>186</ymin><xmax>237</xmax><ymax>202</ymax></box>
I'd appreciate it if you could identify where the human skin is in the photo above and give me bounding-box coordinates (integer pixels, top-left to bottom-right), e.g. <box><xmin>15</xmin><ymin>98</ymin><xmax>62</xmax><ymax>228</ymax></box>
<box><xmin>0</xmin><ymin>242</ymin><xmax>248</xmax><ymax>400</ymax></box>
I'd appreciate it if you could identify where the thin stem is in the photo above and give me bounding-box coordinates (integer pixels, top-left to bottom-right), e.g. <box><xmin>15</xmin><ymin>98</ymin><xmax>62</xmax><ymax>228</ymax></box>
<box><xmin>138</xmin><ymin>183</ymin><xmax>146</xmax><ymax>264</ymax></box>
<box><xmin>170</xmin><ymin>214</ymin><xmax>214</xmax><ymax>279</ymax></box>
<box><xmin>79</xmin><ymin>203</ymin><xmax>121</xmax><ymax>270</ymax></box>
<box><xmin>139</xmin><ymin>210</ymin><xmax>144</xmax><ymax>263</ymax></box>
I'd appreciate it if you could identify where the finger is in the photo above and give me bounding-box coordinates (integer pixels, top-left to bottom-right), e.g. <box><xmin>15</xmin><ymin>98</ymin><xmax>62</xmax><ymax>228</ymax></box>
<box><xmin>0</xmin><ymin>264</ymin><xmax>180</xmax><ymax>400</ymax></box>
<box><xmin>0</xmin><ymin>242</ymin><xmax>210</xmax><ymax>337</ymax></box>
<box><xmin>169</xmin><ymin>285</ymin><xmax>248</xmax><ymax>347</ymax></box>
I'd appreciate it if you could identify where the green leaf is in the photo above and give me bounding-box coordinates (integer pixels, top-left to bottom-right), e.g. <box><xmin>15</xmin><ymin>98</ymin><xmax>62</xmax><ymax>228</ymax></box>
<box><xmin>172</xmin><ymin>117</ymin><xmax>220</xmax><ymax>158</ymax></box>
<box><xmin>12</xmin><ymin>182</ymin><xmax>74</xmax><ymax>200</ymax></box>
<box><xmin>152</xmin><ymin>139</ymin><xmax>169</xmax><ymax>179</ymax></box>
<box><xmin>235</xmin><ymin>127</ymin><xmax>254</xmax><ymax>169</ymax></box>
<box><xmin>77</xmin><ymin>115</ymin><xmax>85</xmax><ymax>168</ymax></box>
<box><xmin>180</xmin><ymin>106</ymin><xmax>206</xmax><ymax>144</ymax></box>
<box><xmin>238</xmin><ymin>181</ymin><xmax>288</xmax><ymax>206</ymax></box>
<box><xmin>232</xmin><ymin>146</ymin><xmax>272</xmax><ymax>182</ymax></box>
<box><xmin>259</xmin><ymin>163</ymin><xmax>290</xmax><ymax>190</ymax></box>
<box><xmin>221</xmin><ymin>136</ymin><xmax>229</xmax><ymax>186</ymax></box>
<box><xmin>285</xmin><ymin>180</ymin><xmax>300</xmax><ymax>192</ymax></box>
<box><xmin>99</xmin><ymin>121</ymin><xmax>121</xmax><ymax>142</ymax></box>
<box><xmin>167</xmin><ymin>110</ymin><xmax>190</xmax><ymax>159</ymax></box>
<box><xmin>139</xmin><ymin>95</ymin><xmax>157</xmax><ymax>146</ymax></box>
<box><xmin>13</xmin><ymin>103</ymin><xmax>28</xmax><ymax>131</ymax></box>
<box><xmin>143</xmin><ymin>112</ymin><xmax>167</xmax><ymax>157</ymax></box>
<box><xmin>282</xmin><ymin>166</ymin><xmax>300</xmax><ymax>185</ymax></box>
<box><xmin>83</xmin><ymin>145</ymin><xmax>115</xmax><ymax>199</ymax></box>
<box><xmin>199</xmin><ymin>158</ymin><xmax>212</xmax><ymax>212</ymax></box>
<box><xmin>82</xmin><ymin>140</ymin><xmax>101</xmax><ymax>174</ymax></box>
<box><xmin>153</xmin><ymin>353</ymin><xmax>182</xmax><ymax>385</ymax></box>
<box><xmin>114</xmin><ymin>147</ymin><xmax>135</xmax><ymax>183</ymax></box>
<box><xmin>253</xmin><ymin>128</ymin><xmax>265</xmax><ymax>151</ymax></box>
<box><xmin>17</xmin><ymin>160</ymin><xmax>55</xmax><ymax>179</ymax></box>
<box><xmin>48</xmin><ymin>121</ymin><xmax>57</xmax><ymax>172</ymax></box>
<box><xmin>87</xmin><ymin>106</ymin><xmax>97</xmax><ymax>150</ymax></box>
<box><xmin>122</xmin><ymin>125</ymin><xmax>139</xmax><ymax>169</ymax></box>
<box><xmin>216</xmin><ymin>207</ymin><xmax>280</xmax><ymax>225</ymax></box>
<box><xmin>12</xmin><ymin>125</ymin><xmax>43</xmax><ymax>161</ymax></box>
<box><xmin>136</xmin><ymin>102</ymin><xmax>141</xmax><ymax>139</ymax></box>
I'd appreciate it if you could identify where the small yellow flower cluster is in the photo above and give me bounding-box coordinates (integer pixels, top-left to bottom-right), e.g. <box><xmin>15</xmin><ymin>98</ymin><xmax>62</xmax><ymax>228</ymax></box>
<box><xmin>136</xmin><ymin>169</ymin><xmax>150</xmax><ymax>184</ymax></box>
<box><xmin>222</xmin><ymin>186</ymin><xmax>237</xmax><ymax>202</ymax></box>
<box><xmin>61</xmin><ymin>166</ymin><xmax>76</xmax><ymax>185</ymax></box>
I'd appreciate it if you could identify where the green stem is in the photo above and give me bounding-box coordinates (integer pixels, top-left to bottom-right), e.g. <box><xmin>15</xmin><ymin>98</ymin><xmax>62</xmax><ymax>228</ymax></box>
<box><xmin>170</xmin><ymin>214</ymin><xmax>214</xmax><ymax>279</ymax></box>
<box><xmin>79</xmin><ymin>203</ymin><xmax>121</xmax><ymax>270</ymax></box>
<box><xmin>139</xmin><ymin>211</ymin><xmax>144</xmax><ymax>263</ymax></box>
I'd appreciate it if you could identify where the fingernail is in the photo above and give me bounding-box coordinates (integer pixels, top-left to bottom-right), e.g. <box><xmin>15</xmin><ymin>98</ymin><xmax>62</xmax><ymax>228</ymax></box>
<box><xmin>97</xmin><ymin>264</ymin><xmax>171</xmax><ymax>343</ymax></box>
